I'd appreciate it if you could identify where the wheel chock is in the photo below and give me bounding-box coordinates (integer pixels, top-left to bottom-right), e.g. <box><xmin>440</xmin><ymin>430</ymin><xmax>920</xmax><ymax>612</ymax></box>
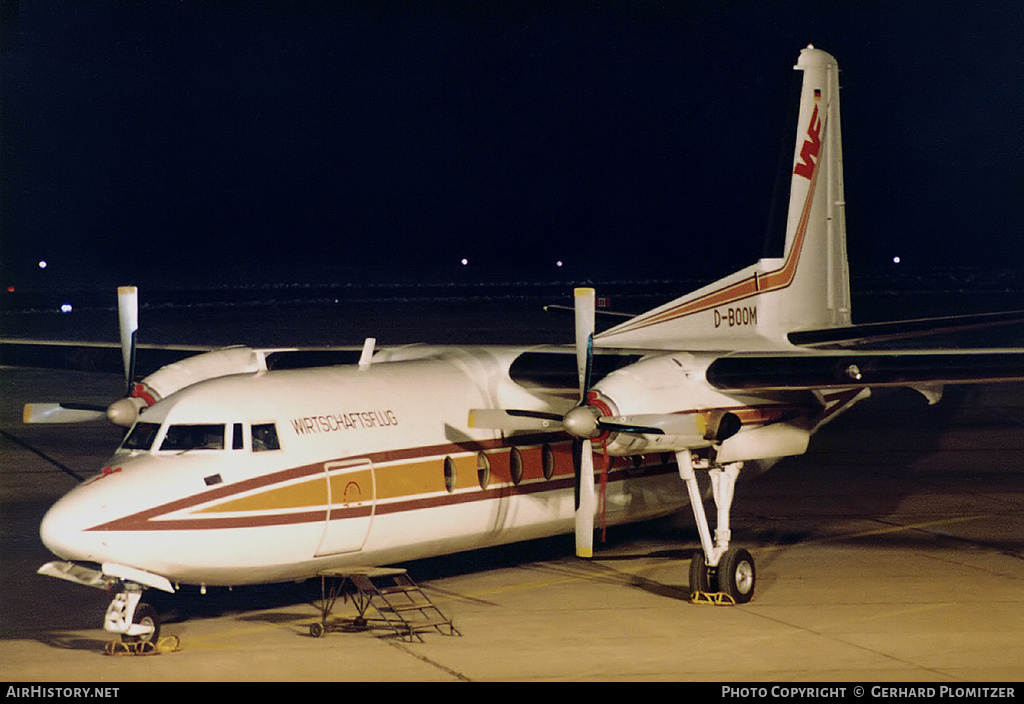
<box><xmin>103</xmin><ymin>635</ymin><xmax>181</xmax><ymax>656</ymax></box>
<box><xmin>689</xmin><ymin>591</ymin><xmax>737</xmax><ymax>606</ymax></box>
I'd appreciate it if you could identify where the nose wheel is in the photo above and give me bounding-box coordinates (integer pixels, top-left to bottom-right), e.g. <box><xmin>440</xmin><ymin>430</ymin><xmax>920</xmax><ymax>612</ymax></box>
<box><xmin>122</xmin><ymin>602</ymin><xmax>161</xmax><ymax>644</ymax></box>
<box><xmin>104</xmin><ymin>585</ymin><xmax>162</xmax><ymax>643</ymax></box>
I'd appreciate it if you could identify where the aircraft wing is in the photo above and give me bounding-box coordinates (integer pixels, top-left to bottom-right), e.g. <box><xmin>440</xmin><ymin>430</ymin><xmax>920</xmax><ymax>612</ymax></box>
<box><xmin>0</xmin><ymin>339</ymin><xmax>208</xmax><ymax>377</ymax></box>
<box><xmin>705</xmin><ymin>349</ymin><xmax>1024</xmax><ymax>392</ymax></box>
<box><xmin>0</xmin><ymin>339</ymin><xmax>364</xmax><ymax>377</ymax></box>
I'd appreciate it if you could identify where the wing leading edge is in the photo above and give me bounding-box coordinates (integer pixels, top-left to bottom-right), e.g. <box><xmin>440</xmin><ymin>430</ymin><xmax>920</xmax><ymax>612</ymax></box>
<box><xmin>706</xmin><ymin>349</ymin><xmax>1024</xmax><ymax>392</ymax></box>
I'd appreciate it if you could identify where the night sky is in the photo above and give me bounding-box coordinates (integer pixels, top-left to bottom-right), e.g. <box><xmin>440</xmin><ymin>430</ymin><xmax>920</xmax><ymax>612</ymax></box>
<box><xmin>2</xmin><ymin>2</ymin><xmax>1023</xmax><ymax>291</ymax></box>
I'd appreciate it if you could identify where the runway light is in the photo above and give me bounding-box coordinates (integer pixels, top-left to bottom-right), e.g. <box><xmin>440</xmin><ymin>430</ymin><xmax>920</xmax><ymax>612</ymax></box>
<box><xmin>60</xmin><ymin>303</ymin><xmax>72</xmax><ymax>314</ymax></box>
<box><xmin>556</xmin><ymin>260</ymin><xmax>563</xmax><ymax>268</ymax></box>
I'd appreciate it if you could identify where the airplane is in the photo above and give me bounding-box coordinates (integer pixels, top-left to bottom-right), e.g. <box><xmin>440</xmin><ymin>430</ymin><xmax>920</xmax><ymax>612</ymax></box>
<box><xmin>22</xmin><ymin>46</ymin><xmax>1024</xmax><ymax>644</ymax></box>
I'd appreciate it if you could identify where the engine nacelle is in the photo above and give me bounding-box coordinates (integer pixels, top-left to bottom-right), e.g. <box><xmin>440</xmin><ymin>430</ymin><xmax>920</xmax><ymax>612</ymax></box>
<box><xmin>592</xmin><ymin>352</ymin><xmax>803</xmax><ymax>461</ymax></box>
<box><xmin>593</xmin><ymin>353</ymin><xmax>737</xmax><ymax>454</ymax></box>
<box><xmin>107</xmin><ymin>347</ymin><xmax>267</xmax><ymax>426</ymax></box>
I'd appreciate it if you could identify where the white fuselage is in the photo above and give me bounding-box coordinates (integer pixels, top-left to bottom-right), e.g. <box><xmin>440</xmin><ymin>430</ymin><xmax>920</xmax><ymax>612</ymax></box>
<box><xmin>40</xmin><ymin>346</ymin><xmax>717</xmax><ymax>588</ymax></box>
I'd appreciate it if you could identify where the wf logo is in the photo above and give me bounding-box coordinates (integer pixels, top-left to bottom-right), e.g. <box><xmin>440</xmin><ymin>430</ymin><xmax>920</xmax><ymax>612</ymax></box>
<box><xmin>793</xmin><ymin>90</ymin><xmax>822</xmax><ymax>180</ymax></box>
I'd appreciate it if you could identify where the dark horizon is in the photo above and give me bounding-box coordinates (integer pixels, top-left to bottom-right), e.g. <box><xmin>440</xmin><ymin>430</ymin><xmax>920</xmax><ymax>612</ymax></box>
<box><xmin>3</xmin><ymin>3</ymin><xmax>1023</xmax><ymax>293</ymax></box>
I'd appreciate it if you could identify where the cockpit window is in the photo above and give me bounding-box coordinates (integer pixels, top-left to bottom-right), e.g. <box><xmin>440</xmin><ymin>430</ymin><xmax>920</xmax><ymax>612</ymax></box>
<box><xmin>122</xmin><ymin>422</ymin><xmax>160</xmax><ymax>451</ymax></box>
<box><xmin>160</xmin><ymin>424</ymin><xmax>225</xmax><ymax>452</ymax></box>
<box><xmin>251</xmin><ymin>423</ymin><xmax>280</xmax><ymax>452</ymax></box>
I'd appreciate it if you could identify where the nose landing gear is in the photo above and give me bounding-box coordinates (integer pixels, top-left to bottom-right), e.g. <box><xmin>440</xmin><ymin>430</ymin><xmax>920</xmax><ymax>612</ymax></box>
<box><xmin>104</xmin><ymin>585</ymin><xmax>161</xmax><ymax>643</ymax></box>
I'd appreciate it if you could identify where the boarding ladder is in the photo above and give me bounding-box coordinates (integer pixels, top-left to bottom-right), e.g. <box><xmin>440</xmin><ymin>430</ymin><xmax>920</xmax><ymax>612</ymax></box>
<box><xmin>310</xmin><ymin>567</ymin><xmax>461</xmax><ymax>642</ymax></box>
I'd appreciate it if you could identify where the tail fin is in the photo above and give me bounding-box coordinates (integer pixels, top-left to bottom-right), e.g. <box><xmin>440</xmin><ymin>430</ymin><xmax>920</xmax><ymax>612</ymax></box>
<box><xmin>597</xmin><ymin>46</ymin><xmax>850</xmax><ymax>350</ymax></box>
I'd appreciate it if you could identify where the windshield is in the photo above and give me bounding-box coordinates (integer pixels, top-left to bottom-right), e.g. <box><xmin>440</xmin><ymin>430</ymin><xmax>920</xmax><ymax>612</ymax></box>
<box><xmin>122</xmin><ymin>422</ymin><xmax>160</xmax><ymax>451</ymax></box>
<box><xmin>160</xmin><ymin>424</ymin><xmax>225</xmax><ymax>452</ymax></box>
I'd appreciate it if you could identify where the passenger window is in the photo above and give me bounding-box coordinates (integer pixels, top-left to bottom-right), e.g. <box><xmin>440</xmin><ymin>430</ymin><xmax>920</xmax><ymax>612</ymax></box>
<box><xmin>477</xmin><ymin>452</ymin><xmax>490</xmax><ymax>489</ymax></box>
<box><xmin>122</xmin><ymin>422</ymin><xmax>160</xmax><ymax>451</ymax></box>
<box><xmin>160</xmin><ymin>424</ymin><xmax>225</xmax><ymax>452</ymax></box>
<box><xmin>509</xmin><ymin>447</ymin><xmax>523</xmax><ymax>485</ymax></box>
<box><xmin>251</xmin><ymin>423</ymin><xmax>280</xmax><ymax>452</ymax></box>
<box><xmin>443</xmin><ymin>456</ymin><xmax>456</xmax><ymax>493</ymax></box>
<box><xmin>542</xmin><ymin>443</ymin><xmax>555</xmax><ymax>480</ymax></box>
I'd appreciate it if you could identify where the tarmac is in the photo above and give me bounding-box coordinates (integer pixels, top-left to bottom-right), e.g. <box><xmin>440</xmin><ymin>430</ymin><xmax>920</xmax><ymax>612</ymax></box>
<box><xmin>3</xmin><ymin>355</ymin><xmax>1024</xmax><ymax>681</ymax></box>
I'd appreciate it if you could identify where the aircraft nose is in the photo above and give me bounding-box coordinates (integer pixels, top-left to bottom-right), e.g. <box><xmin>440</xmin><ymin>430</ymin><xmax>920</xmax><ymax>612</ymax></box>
<box><xmin>39</xmin><ymin>494</ymin><xmax>105</xmax><ymax>563</ymax></box>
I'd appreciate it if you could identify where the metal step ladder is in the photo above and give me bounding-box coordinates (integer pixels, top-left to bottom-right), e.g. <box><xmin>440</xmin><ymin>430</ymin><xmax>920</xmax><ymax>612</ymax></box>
<box><xmin>310</xmin><ymin>567</ymin><xmax>461</xmax><ymax>642</ymax></box>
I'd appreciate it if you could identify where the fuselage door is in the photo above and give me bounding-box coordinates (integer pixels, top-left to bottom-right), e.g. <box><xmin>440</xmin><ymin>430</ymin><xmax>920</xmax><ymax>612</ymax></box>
<box><xmin>315</xmin><ymin>459</ymin><xmax>375</xmax><ymax>557</ymax></box>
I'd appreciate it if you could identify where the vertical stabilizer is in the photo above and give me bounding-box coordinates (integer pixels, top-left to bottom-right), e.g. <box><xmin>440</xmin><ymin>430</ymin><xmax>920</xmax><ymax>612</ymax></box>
<box><xmin>777</xmin><ymin>46</ymin><xmax>851</xmax><ymax>333</ymax></box>
<box><xmin>597</xmin><ymin>46</ymin><xmax>850</xmax><ymax>350</ymax></box>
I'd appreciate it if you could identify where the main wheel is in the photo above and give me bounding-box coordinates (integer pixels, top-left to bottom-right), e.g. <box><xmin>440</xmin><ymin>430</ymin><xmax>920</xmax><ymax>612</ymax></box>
<box><xmin>688</xmin><ymin>549</ymin><xmax>716</xmax><ymax>594</ymax></box>
<box><xmin>718</xmin><ymin>548</ymin><xmax>756</xmax><ymax>603</ymax></box>
<box><xmin>122</xmin><ymin>603</ymin><xmax>161</xmax><ymax>644</ymax></box>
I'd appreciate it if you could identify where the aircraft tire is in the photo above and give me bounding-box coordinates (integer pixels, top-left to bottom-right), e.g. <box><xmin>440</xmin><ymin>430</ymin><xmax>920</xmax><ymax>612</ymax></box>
<box><xmin>122</xmin><ymin>603</ymin><xmax>161</xmax><ymax>644</ymax></box>
<box><xmin>718</xmin><ymin>548</ymin><xmax>756</xmax><ymax>604</ymax></box>
<box><xmin>689</xmin><ymin>549</ymin><xmax>715</xmax><ymax>594</ymax></box>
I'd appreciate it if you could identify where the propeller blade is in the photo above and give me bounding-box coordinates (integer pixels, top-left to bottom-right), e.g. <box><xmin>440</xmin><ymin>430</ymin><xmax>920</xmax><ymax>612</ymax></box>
<box><xmin>575</xmin><ymin>437</ymin><xmax>596</xmax><ymax>558</ymax></box>
<box><xmin>571</xmin><ymin>288</ymin><xmax>598</xmax><ymax>558</ymax></box>
<box><xmin>23</xmin><ymin>403</ymin><xmax>108</xmax><ymax>424</ymax></box>
<box><xmin>118</xmin><ymin>286</ymin><xmax>138</xmax><ymax>394</ymax></box>
<box><xmin>596</xmin><ymin>414</ymin><xmax>697</xmax><ymax>436</ymax></box>
<box><xmin>597</xmin><ymin>418</ymin><xmax>666</xmax><ymax>435</ymax></box>
<box><xmin>468</xmin><ymin>408</ymin><xmax>564</xmax><ymax>431</ymax></box>
<box><xmin>574</xmin><ymin>287</ymin><xmax>595</xmax><ymax>404</ymax></box>
<box><xmin>596</xmin><ymin>412</ymin><xmax>743</xmax><ymax>441</ymax></box>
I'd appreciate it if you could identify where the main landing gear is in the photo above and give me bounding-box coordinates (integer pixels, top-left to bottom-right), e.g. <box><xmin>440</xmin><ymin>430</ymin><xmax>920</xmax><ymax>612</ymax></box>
<box><xmin>676</xmin><ymin>449</ymin><xmax>756</xmax><ymax>604</ymax></box>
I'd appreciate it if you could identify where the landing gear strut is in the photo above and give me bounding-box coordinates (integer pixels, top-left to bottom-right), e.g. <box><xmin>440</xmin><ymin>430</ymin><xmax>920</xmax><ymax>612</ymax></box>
<box><xmin>104</xmin><ymin>584</ymin><xmax>161</xmax><ymax>643</ymax></box>
<box><xmin>676</xmin><ymin>449</ymin><xmax>756</xmax><ymax>603</ymax></box>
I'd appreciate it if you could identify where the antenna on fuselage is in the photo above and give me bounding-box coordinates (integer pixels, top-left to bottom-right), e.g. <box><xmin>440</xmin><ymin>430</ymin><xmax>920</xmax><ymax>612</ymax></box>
<box><xmin>358</xmin><ymin>337</ymin><xmax>376</xmax><ymax>370</ymax></box>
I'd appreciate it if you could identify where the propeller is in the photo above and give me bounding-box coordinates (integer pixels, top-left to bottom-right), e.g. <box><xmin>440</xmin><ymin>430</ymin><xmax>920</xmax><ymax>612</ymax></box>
<box><xmin>467</xmin><ymin>288</ymin><xmax>746</xmax><ymax>558</ymax></box>
<box><xmin>23</xmin><ymin>286</ymin><xmax>141</xmax><ymax>426</ymax></box>
<box><xmin>118</xmin><ymin>286</ymin><xmax>138</xmax><ymax>396</ymax></box>
<box><xmin>467</xmin><ymin>288</ymin><xmax>652</xmax><ymax>558</ymax></box>
<box><xmin>573</xmin><ymin>288</ymin><xmax>597</xmax><ymax>558</ymax></box>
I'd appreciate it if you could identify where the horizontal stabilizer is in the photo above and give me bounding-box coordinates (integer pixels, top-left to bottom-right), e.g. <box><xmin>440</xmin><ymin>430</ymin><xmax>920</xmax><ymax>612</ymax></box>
<box><xmin>707</xmin><ymin>350</ymin><xmax>1024</xmax><ymax>392</ymax></box>
<box><xmin>789</xmin><ymin>310</ymin><xmax>1024</xmax><ymax>348</ymax></box>
<box><xmin>543</xmin><ymin>304</ymin><xmax>634</xmax><ymax>320</ymax></box>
